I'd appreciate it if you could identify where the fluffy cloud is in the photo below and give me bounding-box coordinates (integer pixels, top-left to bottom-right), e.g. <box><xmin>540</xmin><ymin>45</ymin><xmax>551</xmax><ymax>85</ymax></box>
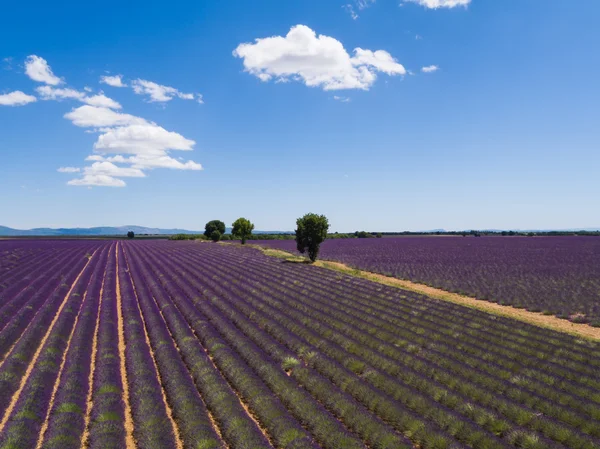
<box><xmin>37</xmin><ymin>86</ymin><xmax>121</xmax><ymax>109</ymax></box>
<box><xmin>85</xmin><ymin>161</ymin><xmax>145</xmax><ymax>177</ymax></box>
<box><xmin>57</xmin><ymin>167</ymin><xmax>80</xmax><ymax>173</ymax></box>
<box><xmin>403</xmin><ymin>0</ymin><xmax>470</xmax><ymax>8</ymax></box>
<box><xmin>18</xmin><ymin>56</ymin><xmax>203</xmax><ymax>187</ymax></box>
<box><xmin>127</xmin><ymin>154</ymin><xmax>202</xmax><ymax>170</ymax></box>
<box><xmin>65</xmin><ymin>112</ymin><xmax>201</xmax><ymax>185</ymax></box>
<box><xmin>68</xmin><ymin>174</ymin><xmax>126</xmax><ymax>187</ymax></box>
<box><xmin>131</xmin><ymin>79</ymin><xmax>196</xmax><ymax>103</ymax></box>
<box><xmin>36</xmin><ymin>86</ymin><xmax>85</xmax><ymax>101</ymax></box>
<box><xmin>233</xmin><ymin>25</ymin><xmax>405</xmax><ymax>90</ymax></box>
<box><xmin>66</xmin><ymin>162</ymin><xmax>145</xmax><ymax>187</ymax></box>
<box><xmin>25</xmin><ymin>55</ymin><xmax>63</xmax><ymax>85</ymax></box>
<box><xmin>100</xmin><ymin>74</ymin><xmax>127</xmax><ymax>87</ymax></box>
<box><xmin>94</xmin><ymin>124</ymin><xmax>196</xmax><ymax>155</ymax></box>
<box><xmin>421</xmin><ymin>65</ymin><xmax>440</xmax><ymax>73</ymax></box>
<box><xmin>64</xmin><ymin>105</ymin><xmax>147</xmax><ymax>128</ymax></box>
<box><xmin>83</xmin><ymin>94</ymin><xmax>122</xmax><ymax>109</ymax></box>
<box><xmin>0</xmin><ymin>91</ymin><xmax>37</xmax><ymax>106</ymax></box>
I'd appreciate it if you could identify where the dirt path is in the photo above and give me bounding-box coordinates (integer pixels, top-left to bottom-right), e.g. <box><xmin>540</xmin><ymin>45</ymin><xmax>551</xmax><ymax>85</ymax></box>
<box><xmin>0</xmin><ymin>248</ymin><xmax>98</xmax><ymax>433</ymax></box>
<box><xmin>115</xmin><ymin>243</ymin><xmax>136</xmax><ymax>449</ymax></box>
<box><xmin>253</xmin><ymin>245</ymin><xmax>600</xmax><ymax>342</ymax></box>
<box><xmin>121</xmin><ymin>246</ymin><xmax>184</xmax><ymax>449</ymax></box>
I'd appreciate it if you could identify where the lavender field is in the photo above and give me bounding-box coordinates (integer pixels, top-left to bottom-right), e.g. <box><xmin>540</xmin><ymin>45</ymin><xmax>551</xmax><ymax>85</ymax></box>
<box><xmin>253</xmin><ymin>236</ymin><xmax>600</xmax><ymax>326</ymax></box>
<box><xmin>1</xmin><ymin>240</ymin><xmax>600</xmax><ymax>449</ymax></box>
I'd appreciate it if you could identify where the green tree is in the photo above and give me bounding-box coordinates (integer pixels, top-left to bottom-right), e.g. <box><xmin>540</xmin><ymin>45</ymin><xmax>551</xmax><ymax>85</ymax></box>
<box><xmin>295</xmin><ymin>213</ymin><xmax>329</xmax><ymax>262</ymax></box>
<box><xmin>232</xmin><ymin>217</ymin><xmax>254</xmax><ymax>244</ymax></box>
<box><xmin>127</xmin><ymin>231</ymin><xmax>135</xmax><ymax>239</ymax></box>
<box><xmin>210</xmin><ymin>230</ymin><xmax>222</xmax><ymax>242</ymax></box>
<box><xmin>204</xmin><ymin>220</ymin><xmax>226</xmax><ymax>238</ymax></box>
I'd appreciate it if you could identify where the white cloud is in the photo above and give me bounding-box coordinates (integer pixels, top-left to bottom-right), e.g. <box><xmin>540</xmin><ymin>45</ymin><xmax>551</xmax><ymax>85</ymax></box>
<box><xmin>94</xmin><ymin>124</ymin><xmax>195</xmax><ymax>155</ymax></box>
<box><xmin>100</xmin><ymin>74</ymin><xmax>127</xmax><ymax>87</ymax></box>
<box><xmin>64</xmin><ymin>105</ymin><xmax>148</xmax><ymax>128</ymax></box>
<box><xmin>84</xmin><ymin>86</ymin><xmax>93</xmax><ymax>92</ymax></box>
<box><xmin>403</xmin><ymin>0</ymin><xmax>470</xmax><ymax>9</ymax></box>
<box><xmin>67</xmin><ymin>174</ymin><xmax>126</xmax><ymax>187</ymax></box>
<box><xmin>131</xmin><ymin>79</ymin><xmax>196</xmax><ymax>103</ymax></box>
<box><xmin>37</xmin><ymin>86</ymin><xmax>121</xmax><ymax>109</ymax></box>
<box><xmin>421</xmin><ymin>65</ymin><xmax>439</xmax><ymax>73</ymax></box>
<box><xmin>51</xmin><ymin>76</ymin><xmax>203</xmax><ymax>187</ymax></box>
<box><xmin>85</xmin><ymin>155</ymin><xmax>108</xmax><ymax>162</ymax></box>
<box><xmin>352</xmin><ymin>49</ymin><xmax>406</xmax><ymax>75</ymax></box>
<box><xmin>67</xmin><ymin>162</ymin><xmax>145</xmax><ymax>187</ymax></box>
<box><xmin>127</xmin><ymin>154</ymin><xmax>202</xmax><ymax>170</ymax></box>
<box><xmin>356</xmin><ymin>0</ymin><xmax>376</xmax><ymax>9</ymax></box>
<box><xmin>85</xmin><ymin>161</ymin><xmax>145</xmax><ymax>177</ymax></box>
<box><xmin>233</xmin><ymin>25</ymin><xmax>405</xmax><ymax>91</ymax></box>
<box><xmin>25</xmin><ymin>55</ymin><xmax>63</xmax><ymax>85</ymax></box>
<box><xmin>36</xmin><ymin>86</ymin><xmax>85</xmax><ymax>101</ymax></box>
<box><xmin>57</xmin><ymin>167</ymin><xmax>80</xmax><ymax>173</ymax></box>
<box><xmin>333</xmin><ymin>96</ymin><xmax>351</xmax><ymax>103</ymax></box>
<box><xmin>343</xmin><ymin>4</ymin><xmax>359</xmax><ymax>20</ymax></box>
<box><xmin>0</xmin><ymin>91</ymin><xmax>37</xmax><ymax>106</ymax></box>
<box><xmin>83</xmin><ymin>94</ymin><xmax>121</xmax><ymax>109</ymax></box>
<box><xmin>177</xmin><ymin>92</ymin><xmax>194</xmax><ymax>100</ymax></box>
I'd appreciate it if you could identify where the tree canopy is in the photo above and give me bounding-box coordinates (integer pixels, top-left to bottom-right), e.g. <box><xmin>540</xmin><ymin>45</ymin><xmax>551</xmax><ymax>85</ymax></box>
<box><xmin>204</xmin><ymin>220</ymin><xmax>226</xmax><ymax>238</ymax></box>
<box><xmin>232</xmin><ymin>217</ymin><xmax>254</xmax><ymax>244</ymax></box>
<box><xmin>210</xmin><ymin>230</ymin><xmax>222</xmax><ymax>242</ymax></box>
<box><xmin>295</xmin><ymin>213</ymin><xmax>329</xmax><ymax>262</ymax></box>
<box><xmin>127</xmin><ymin>231</ymin><xmax>135</xmax><ymax>239</ymax></box>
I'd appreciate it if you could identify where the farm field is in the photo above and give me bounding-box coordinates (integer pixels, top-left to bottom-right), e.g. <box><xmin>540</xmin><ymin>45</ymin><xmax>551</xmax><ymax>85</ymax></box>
<box><xmin>1</xmin><ymin>240</ymin><xmax>600</xmax><ymax>449</ymax></box>
<box><xmin>252</xmin><ymin>237</ymin><xmax>600</xmax><ymax>326</ymax></box>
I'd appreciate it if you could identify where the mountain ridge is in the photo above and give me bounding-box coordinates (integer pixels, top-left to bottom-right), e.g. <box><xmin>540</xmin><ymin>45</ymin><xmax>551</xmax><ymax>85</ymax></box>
<box><xmin>0</xmin><ymin>225</ymin><xmax>292</xmax><ymax>236</ymax></box>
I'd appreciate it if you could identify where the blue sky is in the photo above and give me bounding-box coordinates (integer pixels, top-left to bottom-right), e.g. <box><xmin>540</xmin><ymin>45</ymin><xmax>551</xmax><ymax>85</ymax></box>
<box><xmin>1</xmin><ymin>0</ymin><xmax>599</xmax><ymax>232</ymax></box>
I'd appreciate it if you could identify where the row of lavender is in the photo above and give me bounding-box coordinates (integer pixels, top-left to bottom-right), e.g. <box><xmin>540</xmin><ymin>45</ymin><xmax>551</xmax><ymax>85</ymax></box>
<box><xmin>127</xmin><ymin>240</ymin><xmax>600</xmax><ymax>449</ymax></box>
<box><xmin>251</xmin><ymin>236</ymin><xmax>600</xmax><ymax>325</ymax></box>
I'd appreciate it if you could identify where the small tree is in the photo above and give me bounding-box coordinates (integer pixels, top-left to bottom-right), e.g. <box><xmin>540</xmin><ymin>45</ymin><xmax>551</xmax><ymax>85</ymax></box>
<box><xmin>210</xmin><ymin>230</ymin><xmax>222</xmax><ymax>242</ymax></box>
<box><xmin>204</xmin><ymin>220</ymin><xmax>226</xmax><ymax>238</ymax></box>
<box><xmin>127</xmin><ymin>231</ymin><xmax>135</xmax><ymax>239</ymax></box>
<box><xmin>232</xmin><ymin>217</ymin><xmax>254</xmax><ymax>244</ymax></box>
<box><xmin>295</xmin><ymin>213</ymin><xmax>329</xmax><ymax>262</ymax></box>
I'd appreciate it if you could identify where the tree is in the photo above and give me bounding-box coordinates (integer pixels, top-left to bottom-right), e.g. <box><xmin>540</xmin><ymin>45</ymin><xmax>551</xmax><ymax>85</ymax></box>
<box><xmin>232</xmin><ymin>217</ymin><xmax>254</xmax><ymax>244</ymax></box>
<box><xmin>204</xmin><ymin>220</ymin><xmax>225</xmax><ymax>238</ymax></box>
<box><xmin>210</xmin><ymin>230</ymin><xmax>222</xmax><ymax>242</ymax></box>
<box><xmin>127</xmin><ymin>231</ymin><xmax>135</xmax><ymax>239</ymax></box>
<box><xmin>295</xmin><ymin>213</ymin><xmax>329</xmax><ymax>262</ymax></box>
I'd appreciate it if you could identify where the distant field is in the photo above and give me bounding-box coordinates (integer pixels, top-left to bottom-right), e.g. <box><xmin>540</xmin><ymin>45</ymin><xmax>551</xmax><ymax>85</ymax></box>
<box><xmin>253</xmin><ymin>236</ymin><xmax>600</xmax><ymax>326</ymax></box>
<box><xmin>1</xmin><ymin>240</ymin><xmax>600</xmax><ymax>449</ymax></box>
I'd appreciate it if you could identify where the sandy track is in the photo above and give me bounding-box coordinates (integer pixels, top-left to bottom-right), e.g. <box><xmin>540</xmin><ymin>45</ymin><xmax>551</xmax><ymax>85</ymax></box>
<box><xmin>115</xmin><ymin>242</ymin><xmax>136</xmax><ymax>449</ymax></box>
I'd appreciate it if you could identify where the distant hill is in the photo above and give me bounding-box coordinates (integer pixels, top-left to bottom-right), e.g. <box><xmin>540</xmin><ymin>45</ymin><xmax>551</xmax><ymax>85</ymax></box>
<box><xmin>0</xmin><ymin>225</ymin><xmax>290</xmax><ymax>236</ymax></box>
<box><xmin>0</xmin><ymin>225</ymin><xmax>203</xmax><ymax>236</ymax></box>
